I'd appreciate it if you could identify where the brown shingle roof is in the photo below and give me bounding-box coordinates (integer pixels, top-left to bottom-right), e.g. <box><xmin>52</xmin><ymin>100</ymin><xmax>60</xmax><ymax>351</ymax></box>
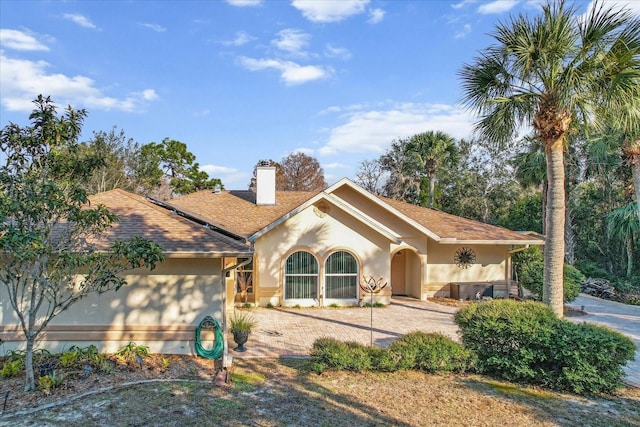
<box><xmin>381</xmin><ymin>196</ymin><xmax>539</xmax><ymax>243</ymax></box>
<box><xmin>167</xmin><ymin>190</ymin><xmax>316</xmax><ymax>238</ymax></box>
<box><xmin>166</xmin><ymin>181</ymin><xmax>542</xmax><ymax>245</ymax></box>
<box><xmin>88</xmin><ymin>189</ymin><xmax>251</xmax><ymax>255</ymax></box>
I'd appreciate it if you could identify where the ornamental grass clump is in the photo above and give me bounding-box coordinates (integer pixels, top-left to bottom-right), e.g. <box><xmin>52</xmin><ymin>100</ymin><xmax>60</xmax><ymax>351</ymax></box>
<box><xmin>229</xmin><ymin>312</ymin><xmax>258</xmax><ymax>333</ymax></box>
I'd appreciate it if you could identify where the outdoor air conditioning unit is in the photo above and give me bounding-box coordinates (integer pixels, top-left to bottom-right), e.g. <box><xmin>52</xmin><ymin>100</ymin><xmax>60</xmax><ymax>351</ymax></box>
<box><xmin>449</xmin><ymin>282</ymin><xmax>494</xmax><ymax>300</ymax></box>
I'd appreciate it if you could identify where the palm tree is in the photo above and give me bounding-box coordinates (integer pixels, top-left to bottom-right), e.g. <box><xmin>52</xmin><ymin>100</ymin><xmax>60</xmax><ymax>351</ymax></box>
<box><xmin>406</xmin><ymin>131</ymin><xmax>459</xmax><ymax>208</ymax></box>
<box><xmin>607</xmin><ymin>202</ymin><xmax>640</xmax><ymax>277</ymax></box>
<box><xmin>622</xmin><ymin>134</ymin><xmax>640</xmax><ymax>225</ymax></box>
<box><xmin>514</xmin><ymin>137</ymin><xmax>547</xmax><ymax>232</ymax></box>
<box><xmin>460</xmin><ymin>0</ymin><xmax>640</xmax><ymax>317</ymax></box>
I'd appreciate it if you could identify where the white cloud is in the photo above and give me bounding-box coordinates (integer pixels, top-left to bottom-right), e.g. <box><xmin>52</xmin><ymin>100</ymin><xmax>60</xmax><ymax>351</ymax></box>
<box><xmin>368</xmin><ymin>8</ymin><xmax>385</xmax><ymax>24</ymax></box>
<box><xmin>140</xmin><ymin>23</ymin><xmax>167</xmax><ymax>32</ymax></box>
<box><xmin>238</xmin><ymin>56</ymin><xmax>333</xmax><ymax>85</ymax></box>
<box><xmin>291</xmin><ymin>0</ymin><xmax>370</xmax><ymax>23</ymax></box>
<box><xmin>62</xmin><ymin>13</ymin><xmax>97</xmax><ymax>29</ymax></box>
<box><xmin>0</xmin><ymin>29</ymin><xmax>49</xmax><ymax>51</ymax></box>
<box><xmin>324</xmin><ymin>44</ymin><xmax>351</xmax><ymax>60</ymax></box>
<box><xmin>586</xmin><ymin>0</ymin><xmax>640</xmax><ymax>16</ymax></box>
<box><xmin>272</xmin><ymin>29</ymin><xmax>310</xmax><ymax>56</ymax></box>
<box><xmin>455</xmin><ymin>23</ymin><xmax>472</xmax><ymax>39</ymax></box>
<box><xmin>477</xmin><ymin>0</ymin><xmax>520</xmax><ymax>14</ymax></box>
<box><xmin>225</xmin><ymin>0</ymin><xmax>262</xmax><ymax>6</ymax></box>
<box><xmin>0</xmin><ymin>52</ymin><xmax>158</xmax><ymax>112</ymax></box>
<box><xmin>318</xmin><ymin>103</ymin><xmax>476</xmax><ymax>155</ymax></box>
<box><xmin>222</xmin><ymin>31</ymin><xmax>255</xmax><ymax>46</ymax></box>
<box><xmin>140</xmin><ymin>89</ymin><xmax>159</xmax><ymax>100</ymax></box>
<box><xmin>451</xmin><ymin>0</ymin><xmax>478</xmax><ymax>9</ymax></box>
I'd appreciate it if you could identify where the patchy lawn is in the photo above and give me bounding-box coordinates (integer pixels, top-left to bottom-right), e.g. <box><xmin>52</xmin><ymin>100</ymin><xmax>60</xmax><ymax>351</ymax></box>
<box><xmin>1</xmin><ymin>357</ymin><xmax>639</xmax><ymax>426</ymax></box>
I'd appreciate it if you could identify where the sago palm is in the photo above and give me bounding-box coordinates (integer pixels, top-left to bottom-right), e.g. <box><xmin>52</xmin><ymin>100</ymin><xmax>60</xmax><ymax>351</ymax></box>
<box><xmin>460</xmin><ymin>0</ymin><xmax>640</xmax><ymax>316</ymax></box>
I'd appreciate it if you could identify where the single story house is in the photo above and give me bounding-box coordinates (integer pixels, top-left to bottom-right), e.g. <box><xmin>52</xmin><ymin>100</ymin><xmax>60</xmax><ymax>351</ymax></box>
<box><xmin>167</xmin><ymin>166</ymin><xmax>544</xmax><ymax>308</ymax></box>
<box><xmin>1</xmin><ymin>167</ymin><xmax>543</xmax><ymax>354</ymax></box>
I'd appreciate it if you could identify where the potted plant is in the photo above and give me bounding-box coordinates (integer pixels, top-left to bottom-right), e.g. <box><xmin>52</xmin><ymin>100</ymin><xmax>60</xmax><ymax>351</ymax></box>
<box><xmin>229</xmin><ymin>312</ymin><xmax>257</xmax><ymax>352</ymax></box>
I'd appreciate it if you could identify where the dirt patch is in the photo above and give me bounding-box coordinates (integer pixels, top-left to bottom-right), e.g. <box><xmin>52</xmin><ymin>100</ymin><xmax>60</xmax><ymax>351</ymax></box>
<box><xmin>0</xmin><ymin>354</ymin><xmax>218</xmax><ymax>415</ymax></box>
<box><xmin>2</xmin><ymin>357</ymin><xmax>639</xmax><ymax>426</ymax></box>
<box><xmin>428</xmin><ymin>297</ymin><xmax>472</xmax><ymax>307</ymax></box>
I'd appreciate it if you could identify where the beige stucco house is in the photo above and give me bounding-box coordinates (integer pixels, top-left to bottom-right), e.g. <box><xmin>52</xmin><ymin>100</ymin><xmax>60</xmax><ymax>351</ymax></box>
<box><xmin>1</xmin><ymin>167</ymin><xmax>543</xmax><ymax>354</ymax></box>
<box><xmin>168</xmin><ymin>166</ymin><xmax>544</xmax><ymax>308</ymax></box>
<box><xmin>0</xmin><ymin>189</ymin><xmax>252</xmax><ymax>354</ymax></box>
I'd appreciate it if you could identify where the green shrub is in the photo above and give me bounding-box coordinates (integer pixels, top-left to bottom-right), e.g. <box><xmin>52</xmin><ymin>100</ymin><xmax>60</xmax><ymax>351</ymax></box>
<box><xmin>455</xmin><ymin>300</ymin><xmax>558</xmax><ymax>382</ymax></box>
<box><xmin>386</xmin><ymin>331</ymin><xmax>474</xmax><ymax>373</ymax></box>
<box><xmin>575</xmin><ymin>261</ymin><xmax>609</xmax><ymax>279</ymax></box>
<box><xmin>311</xmin><ymin>333</ymin><xmax>473</xmax><ymax>374</ymax></box>
<box><xmin>60</xmin><ymin>348</ymin><xmax>81</xmax><ymax>368</ymax></box>
<box><xmin>0</xmin><ymin>359</ymin><xmax>23</xmax><ymax>378</ymax></box>
<box><xmin>369</xmin><ymin>346</ymin><xmax>400</xmax><ymax>372</ymax></box>
<box><xmin>310</xmin><ymin>338</ymin><xmax>375</xmax><ymax>373</ymax></box>
<box><xmin>562</xmin><ymin>264</ymin><xmax>584</xmax><ymax>302</ymax></box>
<box><xmin>546</xmin><ymin>322</ymin><xmax>636</xmax><ymax>394</ymax></box>
<box><xmin>115</xmin><ymin>342</ymin><xmax>150</xmax><ymax>364</ymax></box>
<box><xmin>455</xmin><ymin>299</ymin><xmax>636</xmax><ymax>394</ymax></box>
<box><xmin>38</xmin><ymin>370</ymin><xmax>64</xmax><ymax>395</ymax></box>
<box><xmin>514</xmin><ymin>247</ymin><xmax>583</xmax><ymax>302</ymax></box>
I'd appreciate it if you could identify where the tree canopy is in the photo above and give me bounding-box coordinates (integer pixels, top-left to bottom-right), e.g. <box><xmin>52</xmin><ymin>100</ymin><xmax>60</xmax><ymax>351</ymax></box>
<box><xmin>249</xmin><ymin>153</ymin><xmax>327</xmax><ymax>191</ymax></box>
<box><xmin>0</xmin><ymin>96</ymin><xmax>164</xmax><ymax>391</ymax></box>
<box><xmin>459</xmin><ymin>0</ymin><xmax>640</xmax><ymax>316</ymax></box>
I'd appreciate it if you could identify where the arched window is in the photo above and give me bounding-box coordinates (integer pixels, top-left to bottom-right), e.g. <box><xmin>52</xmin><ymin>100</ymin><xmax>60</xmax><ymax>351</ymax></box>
<box><xmin>284</xmin><ymin>251</ymin><xmax>318</xmax><ymax>300</ymax></box>
<box><xmin>325</xmin><ymin>251</ymin><xmax>358</xmax><ymax>299</ymax></box>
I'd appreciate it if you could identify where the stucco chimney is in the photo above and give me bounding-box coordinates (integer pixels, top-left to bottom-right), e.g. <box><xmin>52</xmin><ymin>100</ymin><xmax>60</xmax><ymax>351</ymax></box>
<box><xmin>256</xmin><ymin>164</ymin><xmax>276</xmax><ymax>205</ymax></box>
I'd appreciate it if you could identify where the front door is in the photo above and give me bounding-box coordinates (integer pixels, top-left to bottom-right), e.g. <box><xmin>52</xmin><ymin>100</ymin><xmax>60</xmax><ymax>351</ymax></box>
<box><xmin>391</xmin><ymin>250</ymin><xmax>406</xmax><ymax>295</ymax></box>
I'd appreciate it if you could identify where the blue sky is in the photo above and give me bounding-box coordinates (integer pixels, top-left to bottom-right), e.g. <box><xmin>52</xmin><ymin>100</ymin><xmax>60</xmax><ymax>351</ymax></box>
<box><xmin>1</xmin><ymin>0</ymin><xmax>638</xmax><ymax>189</ymax></box>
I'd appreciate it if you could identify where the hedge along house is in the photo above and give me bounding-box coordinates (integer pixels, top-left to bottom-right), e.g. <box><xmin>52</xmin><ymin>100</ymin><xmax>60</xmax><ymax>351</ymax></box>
<box><xmin>0</xmin><ymin>189</ymin><xmax>252</xmax><ymax>355</ymax></box>
<box><xmin>168</xmin><ymin>166</ymin><xmax>544</xmax><ymax>308</ymax></box>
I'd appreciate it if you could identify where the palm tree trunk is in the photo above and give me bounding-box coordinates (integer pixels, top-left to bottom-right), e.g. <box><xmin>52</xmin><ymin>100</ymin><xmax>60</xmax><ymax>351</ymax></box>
<box><xmin>632</xmin><ymin>161</ymin><xmax>640</xmax><ymax>226</ymax></box>
<box><xmin>428</xmin><ymin>175</ymin><xmax>435</xmax><ymax>209</ymax></box>
<box><xmin>543</xmin><ymin>138</ymin><xmax>565</xmax><ymax>317</ymax></box>
<box><xmin>626</xmin><ymin>236</ymin><xmax>634</xmax><ymax>278</ymax></box>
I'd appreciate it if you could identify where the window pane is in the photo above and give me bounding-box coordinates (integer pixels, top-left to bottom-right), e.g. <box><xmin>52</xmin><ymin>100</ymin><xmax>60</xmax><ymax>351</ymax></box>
<box><xmin>284</xmin><ymin>251</ymin><xmax>318</xmax><ymax>300</ymax></box>
<box><xmin>326</xmin><ymin>251</ymin><xmax>357</xmax><ymax>274</ymax></box>
<box><xmin>326</xmin><ymin>276</ymin><xmax>357</xmax><ymax>299</ymax></box>
<box><xmin>285</xmin><ymin>251</ymin><xmax>318</xmax><ymax>274</ymax></box>
<box><xmin>285</xmin><ymin>275</ymin><xmax>318</xmax><ymax>299</ymax></box>
<box><xmin>325</xmin><ymin>251</ymin><xmax>358</xmax><ymax>299</ymax></box>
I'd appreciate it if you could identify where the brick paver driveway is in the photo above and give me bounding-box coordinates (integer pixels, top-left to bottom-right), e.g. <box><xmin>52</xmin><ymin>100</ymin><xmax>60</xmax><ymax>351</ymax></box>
<box><xmin>229</xmin><ymin>297</ymin><xmax>459</xmax><ymax>358</ymax></box>
<box><xmin>229</xmin><ymin>294</ymin><xmax>639</xmax><ymax>388</ymax></box>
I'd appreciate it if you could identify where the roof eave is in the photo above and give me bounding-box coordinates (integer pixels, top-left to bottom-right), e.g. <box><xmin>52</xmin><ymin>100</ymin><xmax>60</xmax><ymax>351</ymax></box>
<box><xmin>163</xmin><ymin>250</ymin><xmax>253</xmax><ymax>259</ymax></box>
<box><xmin>437</xmin><ymin>239</ymin><xmax>545</xmax><ymax>245</ymax></box>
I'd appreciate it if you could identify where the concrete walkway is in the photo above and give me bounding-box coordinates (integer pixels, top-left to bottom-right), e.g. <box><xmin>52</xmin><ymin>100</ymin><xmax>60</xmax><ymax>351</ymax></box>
<box><xmin>566</xmin><ymin>294</ymin><xmax>640</xmax><ymax>388</ymax></box>
<box><xmin>230</xmin><ymin>295</ymin><xmax>639</xmax><ymax>388</ymax></box>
